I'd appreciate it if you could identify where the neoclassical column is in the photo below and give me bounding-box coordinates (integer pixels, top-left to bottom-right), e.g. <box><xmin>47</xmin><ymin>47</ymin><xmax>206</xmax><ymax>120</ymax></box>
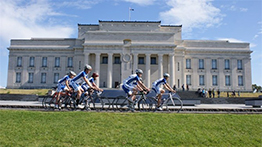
<box><xmin>169</xmin><ymin>53</ymin><xmax>175</xmax><ymax>87</ymax></box>
<box><xmin>95</xmin><ymin>53</ymin><xmax>101</xmax><ymax>86</ymax></box>
<box><xmin>133</xmin><ymin>53</ymin><xmax>138</xmax><ymax>73</ymax></box>
<box><xmin>145</xmin><ymin>54</ymin><xmax>151</xmax><ymax>87</ymax></box>
<box><xmin>158</xmin><ymin>54</ymin><xmax>163</xmax><ymax>78</ymax></box>
<box><xmin>107</xmin><ymin>53</ymin><xmax>113</xmax><ymax>88</ymax></box>
<box><xmin>84</xmin><ymin>53</ymin><xmax>90</xmax><ymax>65</ymax></box>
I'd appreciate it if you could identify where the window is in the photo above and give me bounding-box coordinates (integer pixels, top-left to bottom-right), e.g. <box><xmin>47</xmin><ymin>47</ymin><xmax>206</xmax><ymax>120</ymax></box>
<box><xmin>42</xmin><ymin>57</ymin><xmax>47</xmax><ymax>67</ymax></box>
<box><xmin>212</xmin><ymin>59</ymin><xmax>217</xmax><ymax>69</ymax></box>
<box><xmin>212</xmin><ymin>75</ymin><xmax>218</xmax><ymax>86</ymax></box>
<box><xmin>186</xmin><ymin>59</ymin><xmax>191</xmax><ymax>69</ymax></box>
<box><xmin>102</xmin><ymin>57</ymin><xmax>108</xmax><ymax>64</ymax></box>
<box><xmin>17</xmin><ymin>57</ymin><xmax>22</xmax><ymax>67</ymax></box>
<box><xmin>68</xmin><ymin>57</ymin><xmax>73</xmax><ymax>67</ymax></box>
<box><xmin>28</xmin><ymin>73</ymin><xmax>34</xmax><ymax>83</ymax></box>
<box><xmin>41</xmin><ymin>73</ymin><xmax>46</xmax><ymax>83</ymax></box>
<box><xmin>29</xmin><ymin>57</ymin><xmax>35</xmax><ymax>67</ymax></box>
<box><xmin>151</xmin><ymin>57</ymin><xmax>157</xmax><ymax>64</ymax></box>
<box><xmin>186</xmin><ymin>75</ymin><xmax>191</xmax><ymax>85</ymax></box>
<box><xmin>225</xmin><ymin>59</ymin><xmax>230</xmax><ymax>70</ymax></box>
<box><xmin>123</xmin><ymin>39</ymin><xmax>131</xmax><ymax>45</ymax></box>
<box><xmin>199</xmin><ymin>59</ymin><xmax>204</xmax><ymax>69</ymax></box>
<box><xmin>16</xmin><ymin>73</ymin><xmax>21</xmax><ymax>83</ymax></box>
<box><xmin>238</xmin><ymin>76</ymin><xmax>243</xmax><ymax>86</ymax></box>
<box><xmin>54</xmin><ymin>73</ymin><xmax>59</xmax><ymax>84</ymax></box>
<box><xmin>114</xmin><ymin>57</ymin><xmax>121</xmax><ymax>64</ymax></box>
<box><xmin>199</xmin><ymin>75</ymin><xmax>205</xmax><ymax>86</ymax></box>
<box><xmin>178</xmin><ymin>62</ymin><xmax>180</xmax><ymax>71</ymax></box>
<box><xmin>237</xmin><ymin>60</ymin><xmax>242</xmax><ymax>70</ymax></box>
<box><xmin>138</xmin><ymin>57</ymin><xmax>144</xmax><ymax>64</ymax></box>
<box><xmin>225</xmin><ymin>75</ymin><xmax>231</xmax><ymax>86</ymax></box>
<box><xmin>55</xmin><ymin>57</ymin><xmax>60</xmax><ymax>67</ymax></box>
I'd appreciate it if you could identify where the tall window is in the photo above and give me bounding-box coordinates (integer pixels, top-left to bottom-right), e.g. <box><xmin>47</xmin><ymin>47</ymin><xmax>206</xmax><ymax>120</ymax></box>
<box><xmin>102</xmin><ymin>56</ymin><xmax>108</xmax><ymax>64</ymax></box>
<box><xmin>186</xmin><ymin>59</ymin><xmax>191</xmax><ymax>69</ymax></box>
<box><xmin>42</xmin><ymin>57</ymin><xmax>47</xmax><ymax>67</ymax></box>
<box><xmin>29</xmin><ymin>57</ymin><xmax>35</xmax><ymax>67</ymax></box>
<box><xmin>54</xmin><ymin>73</ymin><xmax>59</xmax><ymax>83</ymax></box>
<box><xmin>199</xmin><ymin>75</ymin><xmax>205</xmax><ymax>86</ymax></box>
<box><xmin>177</xmin><ymin>62</ymin><xmax>180</xmax><ymax>71</ymax></box>
<box><xmin>17</xmin><ymin>57</ymin><xmax>22</xmax><ymax>67</ymax></box>
<box><xmin>186</xmin><ymin>75</ymin><xmax>191</xmax><ymax>85</ymax></box>
<box><xmin>114</xmin><ymin>57</ymin><xmax>121</xmax><ymax>64</ymax></box>
<box><xmin>238</xmin><ymin>76</ymin><xmax>243</xmax><ymax>86</ymax></box>
<box><xmin>151</xmin><ymin>57</ymin><xmax>156</xmax><ymax>64</ymax></box>
<box><xmin>237</xmin><ymin>60</ymin><xmax>243</xmax><ymax>70</ymax></box>
<box><xmin>16</xmin><ymin>73</ymin><xmax>21</xmax><ymax>83</ymax></box>
<box><xmin>55</xmin><ymin>57</ymin><xmax>60</xmax><ymax>67</ymax></box>
<box><xmin>68</xmin><ymin>57</ymin><xmax>73</xmax><ymax>67</ymax></box>
<box><xmin>212</xmin><ymin>59</ymin><xmax>217</xmax><ymax>69</ymax></box>
<box><xmin>138</xmin><ymin>57</ymin><xmax>144</xmax><ymax>64</ymax></box>
<box><xmin>212</xmin><ymin>75</ymin><xmax>218</xmax><ymax>86</ymax></box>
<box><xmin>41</xmin><ymin>73</ymin><xmax>46</xmax><ymax>83</ymax></box>
<box><xmin>225</xmin><ymin>59</ymin><xmax>230</xmax><ymax>70</ymax></box>
<box><xmin>199</xmin><ymin>59</ymin><xmax>204</xmax><ymax>69</ymax></box>
<box><xmin>225</xmin><ymin>75</ymin><xmax>231</xmax><ymax>86</ymax></box>
<box><xmin>28</xmin><ymin>73</ymin><xmax>34</xmax><ymax>83</ymax></box>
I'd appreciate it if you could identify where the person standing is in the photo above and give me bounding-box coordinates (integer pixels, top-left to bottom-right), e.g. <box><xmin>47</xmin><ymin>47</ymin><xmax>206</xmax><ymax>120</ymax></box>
<box><xmin>217</xmin><ymin>89</ymin><xmax>220</xmax><ymax>98</ymax></box>
<box><xmin>212</xmin><ymin>88</ymin><xmax>215</xmax><ymax>98</ymax></box>
<box><xmin>182</xmin><ymin>84</ymin><xmax>185</xmax><ymax>91</ymax></box>
<box><xmin>208</xmin><ymin>88</ymin><xmax>212</xmax><ymax>98</ymax></box>
<box><xmin>186</xmin><ymin>84</ymin><xmax>189</xmax><ymax>91</ymax></box>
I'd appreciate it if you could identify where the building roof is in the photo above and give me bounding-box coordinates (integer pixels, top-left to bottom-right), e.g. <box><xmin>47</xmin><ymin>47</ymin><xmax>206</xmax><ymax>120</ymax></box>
<box><xmin>98</xmin><ymin>20</ymin><xmax>161</xmax><ymax>23</ymax></box>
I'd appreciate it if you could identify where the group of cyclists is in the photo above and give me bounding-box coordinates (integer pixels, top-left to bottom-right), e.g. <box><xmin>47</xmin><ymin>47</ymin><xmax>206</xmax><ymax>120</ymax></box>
<box><xmin>55</xmin><ymin>64</ymin><xmax>176</xmax><ymax>111</ymax></box>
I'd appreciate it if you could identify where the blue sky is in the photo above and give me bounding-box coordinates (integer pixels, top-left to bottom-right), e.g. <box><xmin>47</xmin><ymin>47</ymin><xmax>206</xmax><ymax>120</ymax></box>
<box><xmin>0</xmin><ymin>0</ymin><xmax>261</xmax><ymax>88</ymax></box>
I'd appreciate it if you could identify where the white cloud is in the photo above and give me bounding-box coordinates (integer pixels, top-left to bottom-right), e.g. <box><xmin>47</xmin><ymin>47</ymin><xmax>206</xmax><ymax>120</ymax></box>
<box><xmin>0</xmin><ymin>0</ymin><xmax>74</xmax><ymax>51</ymax></box>
<box><xmin>159</xmin><ymin>0</ymin><xmax>224</xmax><ymax>32</ymax></box>
<box><xmin>220</xmin><ymin>4</ymin><xmax>248</xmax><ymax>12</ymax></box>
<box><xmin>60</xmin><ymin>0</ymin><xmax>100</xmax><ymax>9</ymax></box>
<box><xmin>123</xmin><ymin>0</ymin><xmax>155</xmax><ymax>6</ymax></box>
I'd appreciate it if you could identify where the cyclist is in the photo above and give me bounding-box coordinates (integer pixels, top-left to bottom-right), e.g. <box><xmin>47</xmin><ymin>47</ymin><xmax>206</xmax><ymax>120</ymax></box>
<box><xmin>81</xmin><ymin>72</ymin><xmax>103</xmax><ymax>95</ymax></box>
<box><xmin>122</xmin><ymin>69</ymin><xmax>150</xmax><ymax>102</ymax></box>
<box><xmin>56</xmin><ymin>71</ymin><xmax>76</xmax><ymax>108</ymax></box>
<box><xmin>152</xmin><ymin>73</ymin><xmax>176</xmax><ymax>111</ymax></box>
<box><xmin>70</xmin><ymin>64</ymin><xmax>94</xmax><ymax>107</ymax></box>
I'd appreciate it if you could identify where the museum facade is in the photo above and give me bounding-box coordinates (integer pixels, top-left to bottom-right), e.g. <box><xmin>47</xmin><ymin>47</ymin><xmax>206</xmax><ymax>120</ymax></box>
<box><xmin>7</xmin><ymin>20</ymin><xmax>252</xmax><ymax>91</ymax></box>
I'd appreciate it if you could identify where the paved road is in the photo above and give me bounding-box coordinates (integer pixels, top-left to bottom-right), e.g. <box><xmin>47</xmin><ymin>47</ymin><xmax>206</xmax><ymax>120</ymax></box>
<box><xmin>0</xmin><ymin>100</ymin><xmax>261</xmax><ymax>113</ymax></box>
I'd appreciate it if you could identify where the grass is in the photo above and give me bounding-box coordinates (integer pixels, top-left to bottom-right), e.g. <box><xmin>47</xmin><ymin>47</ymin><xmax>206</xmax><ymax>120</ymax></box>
<box><xmin>0</xmin><ymin>110</ymin><xmax>261</xmax><ymax>147</ymax></box>
<box><xmin>0</xmin><ymin>89</ymin><xmax>49</xmax><ymax>96</ymax></box>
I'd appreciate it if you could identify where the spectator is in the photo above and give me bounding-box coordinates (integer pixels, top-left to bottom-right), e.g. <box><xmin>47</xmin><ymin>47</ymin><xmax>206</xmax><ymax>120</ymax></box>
<box><xmin>208</xmin><ymin>88</ymin><xmax>212</xmax><ymax>98</ymax></box>
<box><xmin>238</xmin><ymin>91</ymin><xmax>240</xmax><ymax>97</ymax></box>
<box><xmin>212</xmin><ymin>88</ymin><xmax>215</xmax><ymax>98</ymax></box>
<box><xmin>227</xmin><ymin>91</ymin><xmax>229</xmax><ymax>97</ymax></box>
<box><xmin>232</xmin><ymin>90</ymin><xmax>236</xmax><ymax>97</ymax></box>
<box><xmin>217</xmin><ymin>89</ymin><xmax>220</xmax><ymax>98</ymax></box>
<box><xmin>202</xmin><ymin>88</ymin><xmax>206</xmax><ymax>98</ymax></box>
<box><xmin>186</xmin><ymin>84</ymin><xmax>189</xmax><ymax>91</ymax></box>
<box><xmin>173</xmin><ymin>85</ymin><xmax>176</xmax><ymax>91</ymax></box>
<box><xmin>182</xmin><ymin>84</ymin><xmax>185</xmax><ymax>91</ymax></box>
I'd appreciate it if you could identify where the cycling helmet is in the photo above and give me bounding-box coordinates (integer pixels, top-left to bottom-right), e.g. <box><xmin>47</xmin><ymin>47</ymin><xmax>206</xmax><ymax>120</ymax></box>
<box><xmin>84</xmin><ymin>64</ymin><xmax>92</xmax><ymax>70</ymax></box>
<box><xmin>92</xmin><ymin>72</ymin><xmax>99</xmax><ymax>77</ymax></box>
<box><xmin>163</xmin><ymin>73</ymin><xmax>170</xmax><ymax>77</ymax></box>
<box><xmin>135</xmin><ymin>69</ymin><xmax>143</xmax><ymax>74</ymax></box>
<box><xmin>69</xmin><ymin>71</ymin><xmax>76</xmax><ymax>76</ymax></box>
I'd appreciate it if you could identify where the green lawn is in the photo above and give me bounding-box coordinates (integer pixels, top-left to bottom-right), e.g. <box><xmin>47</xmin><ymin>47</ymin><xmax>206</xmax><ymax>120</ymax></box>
<box><xmin>0</xmin><ymin>110</ymin><xmax>261</xmax><ymax>147</ymax></box>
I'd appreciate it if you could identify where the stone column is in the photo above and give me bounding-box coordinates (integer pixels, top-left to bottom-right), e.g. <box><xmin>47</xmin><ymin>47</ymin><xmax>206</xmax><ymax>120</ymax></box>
<box><xmin>169</xmin><ymin>53</ymin><xmax>175</xmax><ymax>87</ymax></box>
<box><xmin>145</xmin><ymin>54</ymin><xmax>151</xmax><ymax>87</ymax></box>
<box><xmin>231</xmin><ymin>58</ymin><xmax>237</xmax><ymax>90</ymax></box>
<box><xmin>244</xmin><ymin>58</ymin><xmax>252</xmax><ymax>91</ymax></box>
<box><xmin>84</xmin><ymin>53</ymin><xmax>89</xmax><ymax>65</ymax></box>
<box><xmin>133</xmin><ymin>53</ymin><xmax>138</xmax><ymax>74</ymax></box>
<box><xmin>95</xmin><ymin>53</ymin><xmax>101</xmax><ymax>86</ymax></box>
<box><xmin>218</xmin><ymin>58</ymin><xmax>224</xmax><ymax>90</ymax></box>
<box><xmin>205</xmin><ymin>58</ymin><xmax>211</xmax><ymax>88</ymax></box>
<box><xmin>158</xmin><ymin>54</ymin><xmax>163</xmax><ymax>79</ymax></box>
<box><xmin>107</xmin><ymin>53</ymin><xmax>113</xmax><ymax>88</ymax></box>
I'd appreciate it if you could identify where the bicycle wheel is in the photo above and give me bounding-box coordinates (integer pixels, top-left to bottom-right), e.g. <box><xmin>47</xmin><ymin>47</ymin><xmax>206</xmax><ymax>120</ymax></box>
<box><xmin>47</xmin><ymin>97</ymin><xmax>56</xmax><ymax>110</ymax></box>
<box><xmin>146</xmin><ymin>97</ymin><xmax>158</xmax><ymax>111</ymax></box>
<box><xmin>165</xmin><ymin>97</ymin><xmax>183</xmax><ymax>112</ymax></box>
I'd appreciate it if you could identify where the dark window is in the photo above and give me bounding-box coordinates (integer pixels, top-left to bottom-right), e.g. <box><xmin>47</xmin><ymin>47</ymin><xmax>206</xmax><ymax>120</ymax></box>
<box><xmin>55</xmin><ymin>57</ymin><xmax>60</xmax><ymax>67</ymax></box>
<box><xmin>54</xmin><ymin>73</ymin><xmax>59</xmax><ymax>84</ymax></box>
<box><xmin>102</xmin><ymin>57</ymin><xmax>108</xmax><ymax>64</ymax></box>
<box><xmin>186</xmin><ymin>59</ymin><xmax>191</xmax><ymax>69</ymax></box>
<box><xmin>225</xmin><ymin>59</ymin><xmax>230</xmax><ymax>70</ymax></box>
<box><xmin>237</xmin><ymin>60</ymin><xmax>242</xmax><ymax>70</ymax></box>
<box><xmin>68</xmin><ymin>57</ymin><xmax>73</xmax><ymax>67</ymax></box>
<box><xmin>212</xmin><ymin>59</ymin><xmax>217</xmax><ymax>69</ymax></box>
<box><xmin>138</xmin><ymin>57</ymin><xmax>144</xmax><ymax>64</ymax></box>
<box><xmin>199</xmin><ymin>59</ymin><xmax>204</xmax><ymax>69</ymax></box>
<box><xmin>225</xmin><ymin>75</ymin><xmax>230</xmax><ymax>86</ymax></box>
<box><xmin>28</xmin><ymin>73</ymin><xmax>34</xmax><ymax>83</ymax></box>
<box><xmin>16</xmin><ymin>73</ymin><xmax>21</xmax><ymax>83</ymax></box>
<box><xmin>42</xmin><ymin>57</ymin><xmax>47</xmax><ymax>67</ymax></box>
<box><xmin>41</xmin><ymin>73</ymin><xmax>46</xmax><ymax>83</ymax></box>
<box><xmin>17</xmin><ymin>57</ymin><xmax>22</xmax><ymax>67</ymax></box>
<box><xmin>29</xmin><ymin>57</ymin><xmax>35</xmax><ymax>67</ymax></box>
<box><xmin>151</xmin><ymin>57</ymin><xmax>157</xmax><ymax>64</ymax></box>
<box><xmin>114</xmin><ymin>57</ymin><xmax>121</xmax><ymax>64</ymax></box>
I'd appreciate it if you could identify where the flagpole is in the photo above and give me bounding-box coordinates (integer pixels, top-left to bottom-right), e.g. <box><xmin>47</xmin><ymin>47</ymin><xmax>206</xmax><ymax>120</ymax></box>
<box><xmin>129</xmin><ymin>7</ymin><xmax>131</xmax><ymax>20</ymax></box>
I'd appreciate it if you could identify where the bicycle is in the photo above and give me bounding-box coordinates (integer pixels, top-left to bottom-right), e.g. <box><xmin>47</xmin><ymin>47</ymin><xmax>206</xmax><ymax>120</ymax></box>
<box><xmin>153</xmin><ymin>91</ymin><xmax>183</xmax><ymax>113</ymax></box>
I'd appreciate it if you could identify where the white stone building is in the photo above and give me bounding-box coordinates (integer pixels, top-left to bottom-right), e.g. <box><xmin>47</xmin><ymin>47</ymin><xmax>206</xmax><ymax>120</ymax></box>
<box><xmin>7</xmin><ymin>20</ymin><xmax>252</xmax><ymax>91</ymax></box>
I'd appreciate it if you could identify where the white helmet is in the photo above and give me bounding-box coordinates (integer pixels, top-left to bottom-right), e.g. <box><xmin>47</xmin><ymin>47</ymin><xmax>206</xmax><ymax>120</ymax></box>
<box><xmin>135</xmin><ymin>69</ymin><xmax>143</xmax><ymax>74</ymax></box>
<box><xmin>163</xmin><ymin>73</ymin><xmax>170</xmax><ymax>77</ymax></box>
<box><xmin>84</xmin><ymin>64</ymin><xmax>92</xmax><ymax>70</ymax></box>
<box><xmin>69</xmin><ymin>71</ymin><xmax>76</xmax><ymax>76</ymax></box>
